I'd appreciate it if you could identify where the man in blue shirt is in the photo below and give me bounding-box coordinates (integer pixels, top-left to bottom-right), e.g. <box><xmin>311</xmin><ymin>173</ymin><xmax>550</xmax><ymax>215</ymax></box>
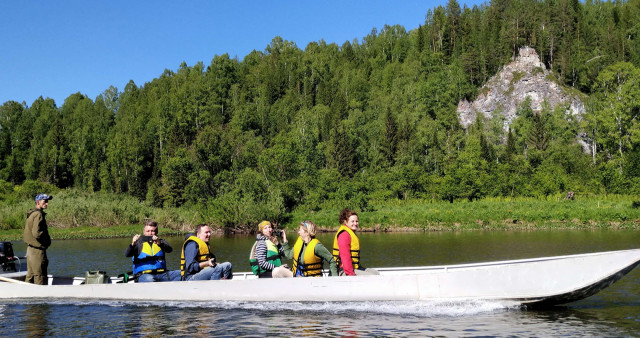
<box><xmin>180</xmin><ymin>224</ymin><xmax>232</xmax><ymax>281</ymax></box>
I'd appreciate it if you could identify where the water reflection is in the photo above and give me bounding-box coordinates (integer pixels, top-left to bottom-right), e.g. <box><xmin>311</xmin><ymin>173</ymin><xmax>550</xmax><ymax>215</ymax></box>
<box><xmin>0</xmin><ymin>297</ymin><xmax>638</xmax><ymax>336</ymax></box>
<box><xmin>23</xmin><ymin>304</ymin><xmax>51</xmax><ymax>337</ymax></box>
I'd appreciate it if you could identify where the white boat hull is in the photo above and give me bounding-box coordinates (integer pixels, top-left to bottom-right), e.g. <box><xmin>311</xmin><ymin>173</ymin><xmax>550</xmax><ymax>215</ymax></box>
<box><xmin>1</xmin><ymin>249</ymin><xmax>639</xmax><ymax>306</ymax></box>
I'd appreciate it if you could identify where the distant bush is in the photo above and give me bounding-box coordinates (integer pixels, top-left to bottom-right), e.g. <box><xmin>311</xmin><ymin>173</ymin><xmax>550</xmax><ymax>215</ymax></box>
<box><xmin>0</xmin><ymin>179</ymin><xmax>13</xmax><ymax>195</ymax></box>
<box><xmin>208</xmin><ymin>173</ymin><xmax>286</xmax><ymax>229</ymax></box>
<box><xmin>13</xmin><ymin>180</ymin><xmax>59</xmax><ymax>201</ymax></box>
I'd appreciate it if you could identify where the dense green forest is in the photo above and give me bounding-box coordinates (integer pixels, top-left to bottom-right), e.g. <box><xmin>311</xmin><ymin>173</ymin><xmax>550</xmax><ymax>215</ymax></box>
<box><xmin>1</xmin><ymin>0</ymin><xmax>639</xmax><ymax>228</ymax></box>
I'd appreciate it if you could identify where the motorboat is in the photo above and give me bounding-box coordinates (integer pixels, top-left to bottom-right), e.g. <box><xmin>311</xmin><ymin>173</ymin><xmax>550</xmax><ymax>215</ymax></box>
<box><xmin>0</xmin><ymin>241</ymin><xmax>27</xmax><ymax>280</ymax></box>
<box><xmin>1</xmin><ymin>248</ymin><xmax>639</xmax><ymax>306</ymax></box>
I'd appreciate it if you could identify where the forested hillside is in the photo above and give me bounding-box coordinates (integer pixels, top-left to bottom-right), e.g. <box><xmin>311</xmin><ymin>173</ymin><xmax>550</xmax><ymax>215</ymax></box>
<box><xmin>1</xmin><ymin>0</ymin><xmax>639</xmax><ymax>227</ymax></box>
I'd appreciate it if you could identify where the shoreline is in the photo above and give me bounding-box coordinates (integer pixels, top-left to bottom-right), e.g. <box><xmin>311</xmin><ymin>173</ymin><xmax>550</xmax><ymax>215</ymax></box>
<box><xmin>3</xmin><ymin>193</ymin><xmax>639</xmax><ymax>241</ymax></box>
<box><xmin>1</xmin><ymin>219</ymin><xmax>639</xmax><ymax>241</ymax></box>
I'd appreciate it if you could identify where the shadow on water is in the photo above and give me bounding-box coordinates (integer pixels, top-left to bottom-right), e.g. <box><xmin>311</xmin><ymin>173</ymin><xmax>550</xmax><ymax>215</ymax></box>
<box><xmin>521</xmin><ymin>306</ymin><xmax>640</xmax><ymax>337</ymax></box>
<box><xmin>521</xmin><ymin>268</ymin><xmax>640</xmax><ymax>336</ymax></box>
<box><xmin>24</xmin><ymin>304</ymin><xmax>52</xmax><ymax>337</ymax></box>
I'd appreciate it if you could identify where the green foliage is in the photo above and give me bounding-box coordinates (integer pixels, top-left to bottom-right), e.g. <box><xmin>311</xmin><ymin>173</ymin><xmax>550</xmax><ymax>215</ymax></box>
<box><xmin>511</xmin><ymin>71</ymin><xmax>525</xmax><ymax>84</ymax></box>
<box><xmin>527</xmin><ymin>113</ymin><xmax>548</xmax><ymax>152</ymax></box>
<box><xmin>162</xmin><ymin>149</ymin><xmax>193</xmax><ymax>207</ymax></box>
<box><xmin>209</xmin><ymin>168</ymin><xmax>285</xmax><ymax>228</ymax></box>
<box><xmin>13</xmin><ymin>180</ymin><xmax>58</xmax><ymax>201</ymax></box>
<box><xmin>0</xmin><ymin>188</ymin><xmax>199</xmax><ymax>232</ymax></box>
<box><xmin>286</xmin><ymin>195</ymin><xmax>640</xmax><ymax>231</ymax></box>
<box><xmin>587</xmin><ymin>62</ymin><xmax>640</xmax><ymax>173</ymax></box>
<box><xmin>381</xmin><ymin>109</ymin><xmax>398</xmax><ymax>166</ymax></box>
<box><xmin>326</xmin><ymin>122</ymin><xmax>358</xmax><ymax>177</ymax></box>
<box><xmin>0</xmin><ymin>0</ymin><xmax>639</xmax><ymax>228</ymax></box>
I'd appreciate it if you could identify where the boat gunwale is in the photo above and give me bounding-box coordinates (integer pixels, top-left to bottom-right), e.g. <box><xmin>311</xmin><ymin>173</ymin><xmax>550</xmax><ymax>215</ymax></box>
<box><xmin>2</xmin><ymin>248</ymin><xmax>640</xmax><ymax>307</ymax></box>
<box><xmin>375</xmin><ymin>248</ymin><xmax>640</xmax><ymax>273</ymax></box>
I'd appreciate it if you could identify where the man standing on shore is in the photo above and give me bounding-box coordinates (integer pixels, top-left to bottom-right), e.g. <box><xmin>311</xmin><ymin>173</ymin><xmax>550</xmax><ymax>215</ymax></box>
<box><xmin>23</xmin><ymin>193</ymin><xmax>53</xmax><ymax>285</ymax></box>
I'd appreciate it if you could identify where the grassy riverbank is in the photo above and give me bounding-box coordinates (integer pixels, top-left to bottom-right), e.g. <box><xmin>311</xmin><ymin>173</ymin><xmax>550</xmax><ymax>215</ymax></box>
<box><xmin>0</xmin><ymin>224</ymin><xmax>187</xmax><ymax>241</ymax></box>
<box><xmin>1</xmin><ymin>189</ymin><xmax>639</xmax><ymax>241</ymax></box>
<box><xmin>292</xmin><ymin>195</ymin><xmax>640</xmax><ymax>232</ymax></box>
<box><xmin>0</xmin><ymin>189</ymin><xmax>200</xmax><ymax>240</ymax></box>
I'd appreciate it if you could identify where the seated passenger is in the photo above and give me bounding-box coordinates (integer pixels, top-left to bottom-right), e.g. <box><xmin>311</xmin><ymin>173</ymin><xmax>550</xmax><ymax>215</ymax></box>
<box><xmin>283</xmin><ymin>221</ymin><xmax>337</xmax><ymax>277</ymax></box>
<box><xmin>249</xmin><ymin>221</ymin><xmax>292</xmax><ymax>278</ymax></box>
<box><xmin>181</xmin><ymin>224</ymin><xmax>233</xmax><ymax>281</ymax></box>
<box><xmin>332</xmin><ymin>209</ymin><xmax>379</xmax><ymax>276</ymax></box>
<box><xmin>125</xmin><ymin>219</ymin><xmax>181</xmax><ymax>282</ymax></box>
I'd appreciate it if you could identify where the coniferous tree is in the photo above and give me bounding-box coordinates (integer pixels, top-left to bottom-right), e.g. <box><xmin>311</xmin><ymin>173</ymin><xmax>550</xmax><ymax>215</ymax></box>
<box><xmin>527</xmin><ymin>113</ymin><xmax>549</xmax><ymax>152</ymax></box>
<box><xmin>0</xmin><ymin>0</ymin><xmax>639</xmax><ymax>219</ymax></box>
<box><xmin>327</xmin><ymin>122</ymin><xmax>357</xmax><ymax>177</ymax></box>
<box><xmin>381</xmin><ymin>109</ymin><xmax>398</xmax><ymax>166</ymax></box>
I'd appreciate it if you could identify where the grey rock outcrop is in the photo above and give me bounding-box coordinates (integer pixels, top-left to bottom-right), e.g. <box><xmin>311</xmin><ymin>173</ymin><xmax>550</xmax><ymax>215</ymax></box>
<box><xmin>458</xmin><ymin>47</ymin><xmax>586</xmax><ymax>132</ymax></box>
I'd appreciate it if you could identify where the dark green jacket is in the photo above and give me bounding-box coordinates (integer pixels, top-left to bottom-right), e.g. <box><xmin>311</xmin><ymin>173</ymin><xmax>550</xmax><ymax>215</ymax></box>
<box><xmin>23</xmin><ymin>208</ymin><xmax>51</xmax><ymax>249</ymax></box>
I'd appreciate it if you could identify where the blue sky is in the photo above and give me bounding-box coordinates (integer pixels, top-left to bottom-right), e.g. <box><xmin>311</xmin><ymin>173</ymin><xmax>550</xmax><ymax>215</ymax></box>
<box><xmin>1</xmin><ymin>1</ymin><xmax>485</xmax><ymax>107</ymax></box>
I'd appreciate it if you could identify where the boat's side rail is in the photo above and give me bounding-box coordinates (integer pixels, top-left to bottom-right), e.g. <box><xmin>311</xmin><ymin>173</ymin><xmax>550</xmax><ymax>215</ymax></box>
<box><xmin>13</xmin><ymin>249</ymin><xmax>640</xmax><ymax>288</ymax></box>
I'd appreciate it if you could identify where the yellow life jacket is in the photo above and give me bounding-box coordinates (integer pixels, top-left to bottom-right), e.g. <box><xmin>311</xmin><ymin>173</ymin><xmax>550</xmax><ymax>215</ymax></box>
<box><xmin>332</xmin><ymin>225</ymin><xmax>360</xmax><ymax>271</ymax></box>
<box><xmin>180</xmin><ymin>235</ymin><xmax>211</xmax><ymax>277</ymax></box>
<box><xmin>292</xmin><ymin>237</ymin><xmax>322</xmax><ymax>277</ymax></box>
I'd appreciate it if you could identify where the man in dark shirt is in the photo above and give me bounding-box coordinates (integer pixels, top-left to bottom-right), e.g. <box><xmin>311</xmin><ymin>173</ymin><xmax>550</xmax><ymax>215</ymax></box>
<box><xmin>125</xmin><ymin>220</ymin><xmax>181</xmax><ymax>282</ymax></box>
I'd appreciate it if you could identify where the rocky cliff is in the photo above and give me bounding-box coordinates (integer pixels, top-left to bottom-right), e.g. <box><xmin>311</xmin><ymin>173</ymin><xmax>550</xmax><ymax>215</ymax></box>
<box><xmin>457</xmin><ymin>47</ymin><xmax>586</xmax><ymax>131</ymax></box>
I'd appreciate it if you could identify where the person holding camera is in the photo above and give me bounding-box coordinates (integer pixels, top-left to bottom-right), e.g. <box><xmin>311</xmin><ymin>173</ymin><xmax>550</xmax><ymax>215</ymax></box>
<box><xmin>249</xmin><ymin>221</ymin><xmax>292</xmax><ymax>278</ymax></box>
<box><xmin>180</xmin><ymin>224</ymin><xmax>233</xmax><ymax>281</ymax></box>
<box><xmin>125</xmin><ymin>219</ymin><xmax>181</xmax><ymax>282</ymax></box>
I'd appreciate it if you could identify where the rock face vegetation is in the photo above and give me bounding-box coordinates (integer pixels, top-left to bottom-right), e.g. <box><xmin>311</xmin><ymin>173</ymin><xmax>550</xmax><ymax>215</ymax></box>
<box><xmin>0</xmin><ymin>0</ymin><xmax>639</xmax><ymax>228</ymax></box>
<box><xmin>458</xmin><ymin>46</ymin><xmax>586</xmax><ymax>132</ymax></box>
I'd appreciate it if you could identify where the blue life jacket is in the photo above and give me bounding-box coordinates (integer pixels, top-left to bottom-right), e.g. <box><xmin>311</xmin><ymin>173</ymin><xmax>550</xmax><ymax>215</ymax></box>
<box><xmin>132</xmin><ymin>241</ymin><xmax>167</xmax><ymax>275</ymax></box>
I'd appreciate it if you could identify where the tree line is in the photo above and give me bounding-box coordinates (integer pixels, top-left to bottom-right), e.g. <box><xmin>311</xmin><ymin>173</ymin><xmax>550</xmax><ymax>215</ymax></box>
<box><xmin>1</xmin><ymin>0</ymin><xmax>639</xmax><ymax>227</ymax></box>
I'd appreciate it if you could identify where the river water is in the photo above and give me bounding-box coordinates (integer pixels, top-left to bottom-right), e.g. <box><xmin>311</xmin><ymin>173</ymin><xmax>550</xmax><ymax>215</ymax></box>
<box><xmin>2</xmin><ymin>229</ymin><xmax>640</xmax><ymax>336</ymax></box>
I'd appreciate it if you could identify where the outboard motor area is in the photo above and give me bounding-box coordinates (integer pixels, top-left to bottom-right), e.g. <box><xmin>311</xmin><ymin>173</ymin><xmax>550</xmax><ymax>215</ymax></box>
<box><xmin>0</xmin><ymin>241</ymin><xmax>18</xmax><ymax>272</ymax></box>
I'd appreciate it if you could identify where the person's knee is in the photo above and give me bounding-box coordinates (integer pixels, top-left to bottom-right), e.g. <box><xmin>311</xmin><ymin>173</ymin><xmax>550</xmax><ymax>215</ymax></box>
<box><xmin>272</xmin><ymin>266</ymin><xmax>293</xmax><ymax>278</ymax></box>
<box><xmin>168</xmin><ymin>270</ymin><xmax>182</xmax><ymax>282</ymax></box>
<box><xmin>220</xmin><ymin>262</ymin><xmax>233</xmax><ymax>279</ymax></box>
<box><xmin>218</xmin><ymin>262</ymin><xmax>232</xmax><ymax>272</ymax></box>
<box><xmin>137</xmin><ymin>274</ymin><xmax>154</xmax><ymax>283</ymax></box>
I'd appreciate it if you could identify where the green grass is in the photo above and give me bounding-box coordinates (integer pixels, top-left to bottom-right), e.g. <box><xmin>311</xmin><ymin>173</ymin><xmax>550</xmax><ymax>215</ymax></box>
<box><xmin>0</xmin><ymin>224</ymin><xmax>186</xmax><ymax>241</ymax></box>
<box><xmin>286</xmin><ymin>195</ymin><xmax>640</xmax><ymax>232</ymax></box>
<box><xmin>2</xmin><ymin>193</ymin><xmax>639</xmax><ymax>241</ymax></box>
<box><xmin>0</xmin><ymin>189</ymin><xmax>203</xmax><ymax>239</ymax></box>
